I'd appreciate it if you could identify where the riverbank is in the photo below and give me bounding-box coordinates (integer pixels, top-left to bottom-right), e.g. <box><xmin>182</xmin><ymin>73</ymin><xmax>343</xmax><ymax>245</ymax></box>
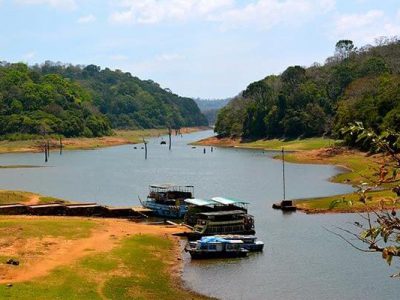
<box><xmin>0</xmin><ymin>190</ymin><xmax>67</xmax><ymax>206</ymax></box>
<box><xmin>0</xmin><ymin>215</ymin><xmax>207</xmax><ymax>299</ymax></box>
<box><xmin>0</xmin><ymin>126</ymin><xmax>210</xmax><ymax>154</ymax></box>
<box><xmin>193</xmin><ymin>136</ymin><xmax>336</xmax><ymax>151</ymax></box>
<box><xmin>196</xmin><ymin>136</ymin><xmax>399</xmax><ymax>214</ymax></box>
<box><xmin>0</xmin><ymin>189</ymin><xmax>208</xmax><ymax>299</ymax></box>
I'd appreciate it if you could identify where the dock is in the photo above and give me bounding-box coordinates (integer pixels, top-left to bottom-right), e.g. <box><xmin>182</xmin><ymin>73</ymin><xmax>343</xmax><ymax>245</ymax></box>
<box><xmin>0</xmin><ymin>202</ymin><xmax>153</xmax><ymax>219</ymax></box>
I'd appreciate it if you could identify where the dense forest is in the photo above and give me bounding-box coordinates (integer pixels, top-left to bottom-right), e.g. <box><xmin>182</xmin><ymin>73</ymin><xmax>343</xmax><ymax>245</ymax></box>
<box><xmin>0</xmin><ymin>62</ymin><xmax>207</xmax><ymax>138</ymax></box>
<box><xmin>215</xmin><ymin>37</ymin><xmax>400</xmax><ymax>140</ymax></box>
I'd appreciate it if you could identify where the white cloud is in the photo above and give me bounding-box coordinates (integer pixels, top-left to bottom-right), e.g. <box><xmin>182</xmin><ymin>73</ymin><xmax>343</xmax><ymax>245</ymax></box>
<box><xmin>333</xmin><ymin>10</ymin><xmax>400</xmax><ymax>44</ymax></box>
<box><xmin>14</xmin><ymin>0</ymin><xmax>77</xmax><ymax>10</ymax></box>
<box><xmin>77</xmin><ymin>14</ymin><xmax>96</xmax><ymax>24</ymax></box>
<box><xmin>212</xmin><ymin>0</ymin><xmax>335</xmax><ymax>30</ymax></box>
<box><xmin>109</xmin><ymin>0</ymin><xmax>335</xmax><ymax>31</ymax></box>
<box><xmin>109</xmin><ymin>0</ymin><xmax>234</xmax><ymax>24</ymax></box>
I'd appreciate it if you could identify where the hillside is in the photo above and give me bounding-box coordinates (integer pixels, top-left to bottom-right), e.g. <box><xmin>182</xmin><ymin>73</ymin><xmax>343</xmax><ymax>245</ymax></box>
<box><xmin>195</xmin><ymin>98</ymin><xmax>230</xmax><ymax>125</ymax></box>
<box><xmin>0</xmin><ymin>62</ymin><xmax>207</xmax><ymax>138</ymax></box>
<box><xmin>215</xmin><ymin>38</ymin><xmax>400</xmax><ymax>139</ymax></box>
<box><xmin>0</xmin><ymin>62</ymin><xmax>111</xmax><ymax>138</ymax></box>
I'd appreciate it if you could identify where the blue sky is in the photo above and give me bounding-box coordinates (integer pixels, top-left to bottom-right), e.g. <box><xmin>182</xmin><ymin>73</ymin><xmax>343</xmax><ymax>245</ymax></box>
<box><xmin>0</xmin><ymin>0</ymin><xmax>399</xmax><ymax>98</ymax></box>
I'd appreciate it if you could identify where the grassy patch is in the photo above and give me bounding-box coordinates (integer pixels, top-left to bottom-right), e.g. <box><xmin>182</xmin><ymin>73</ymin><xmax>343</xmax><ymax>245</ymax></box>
<box><xmin>0</xmin><ymin>234</ymin><xmax>206</xmax><ymax>300</ymax></box>
<box><xmin>37</xmin><ymin>196</ymin><xmax>66</xmax><ymax>204</ymax></box>
<box><xmin>193</xmin><ymin>136</ymin><xmax>337</xmax><ymax>151</ymax></box>
<box><xmin>0</xmin><ymin>190</ymin><xmax>35</xmax><ymax>205</ymax></box>
<box><xmin>283</xmin><ymin>151</ymin><xmax>385</xmax><ymax>186</ymax></box>
<box><xmin>0</xmin><ymin>218</ymin><xmax>96</xmax><ymax>239</ymax></box>
<box><xmin>241</xmin><ymin>137</ymin><xmax>337</xmax><ymax>151</ymax></box>
<box><xmin>295</xmin><ymin>189</ymin><xmax>400</xmax><ymax>213</ymax></box>
<box><xmin>0</xmin><ymin>190</ymin><xmax>67</xmax><ymax>205</ymax></box>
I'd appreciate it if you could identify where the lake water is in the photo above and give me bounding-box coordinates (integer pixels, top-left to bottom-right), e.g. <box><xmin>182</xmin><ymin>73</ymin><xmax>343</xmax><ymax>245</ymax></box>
<box><xmin>0</xmin><ymin>130</ymin><xmax>399</xmax><ymax>299</ymax></box>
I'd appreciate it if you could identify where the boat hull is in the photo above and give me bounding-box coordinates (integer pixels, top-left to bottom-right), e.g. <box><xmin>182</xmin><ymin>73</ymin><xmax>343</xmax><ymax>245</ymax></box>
<box><xmin>141</xmin><ymin>200</ymin><xmax>188</xmax><ymax>218</ymax></box>
<box><xmin>243</xmin><ymin>243</ymin><xmax>264</xmax><ymax>252</ymax></box>
<box><xmin>184</xmin><ymin>230</ymin><xmax>256</xmax><ymax>241</ymax></box>
<box><xmin>188</xmin><ymin>250</ymin><xmax>248</xmax><ymax>259</ymax></box>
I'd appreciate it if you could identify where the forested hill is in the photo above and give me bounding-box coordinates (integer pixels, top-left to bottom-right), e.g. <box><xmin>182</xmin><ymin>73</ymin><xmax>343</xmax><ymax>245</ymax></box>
<box><xmin>195</xmin><ymin>98</ymin><xmax>230</xmax><ymax>125</ymax></box>
<box><xmin>215</xmin><ymin>38</ymin><xmax>400</xmax><ymax>139</ymax></box>
<box><xmin>38</xmin><ymin>63</ymin><xmax>208</xmax><ymax>129</ymax></box>
<box><xmin>0</xmin><ymin>62</ymin><xmax>207</xmax><ymax>138</ymax></box>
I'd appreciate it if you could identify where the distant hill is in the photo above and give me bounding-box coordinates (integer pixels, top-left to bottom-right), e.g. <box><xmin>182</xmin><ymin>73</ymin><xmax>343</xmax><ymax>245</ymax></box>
<box><xmin>0</xmin><ymin>61</ymin><xmax>208</xmax><ymax>138</ymax></box>
<box><xmin>194</xmin><ymin>98</ymin><xmax>230</xmax><ymax>125</ymax></box>
<box><xmin>215</xmin><ymin>38</ymin><xmax>400</xmax><ymax>139</ymax></box>
<box><xmin>39</xmin><ymin>63</ymin><xmax>208</xmax><ymax>130</ymax></box>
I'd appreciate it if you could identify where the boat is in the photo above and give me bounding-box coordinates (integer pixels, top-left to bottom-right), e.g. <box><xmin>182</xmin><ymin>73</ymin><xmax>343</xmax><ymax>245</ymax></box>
<box><xmin>185</xmin><ymin>236</ymin><xmax>249</xmax><ymax>259</ymax></box>
<box><xmin>139</xmin><ymin>184</ymin><xmax>193</xmax><ymax>218</ymax></box>
<box><xmin>215</xmin><ymin>235</ymin><xmax>264</xmax><ymax>252</ymax></box>
<box><xmin>182</xmin><ymin>197</ymin><xmax>256</xmax><ymax>240</ymax></box>
<box><xmin>272</xmin><ymin>148</ymin><xmax>297</xmax><ymax>211</ymax></box>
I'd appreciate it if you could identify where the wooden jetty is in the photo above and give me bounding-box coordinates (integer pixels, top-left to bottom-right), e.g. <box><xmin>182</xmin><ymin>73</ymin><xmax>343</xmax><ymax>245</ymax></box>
<box><xmin>0</xmin><ymin>202</ymin><xmax>152</xmax><ymax>219</ymax></box>
<box><xmin>0</xmin><ymin>204</ymin><xmax>28</xmax><ymax>215</ymax></box>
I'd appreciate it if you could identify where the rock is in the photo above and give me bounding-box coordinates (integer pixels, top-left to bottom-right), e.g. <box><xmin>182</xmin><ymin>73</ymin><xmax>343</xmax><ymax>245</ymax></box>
<box><xmin>6</xmin><ymin>259</ymin><xmax>19</xmax><ymax>266</ymax></box>
<box><xmin>6</xmin><ymin>283</ymin><xmax>12</xmax><ymax>288</ymax></box>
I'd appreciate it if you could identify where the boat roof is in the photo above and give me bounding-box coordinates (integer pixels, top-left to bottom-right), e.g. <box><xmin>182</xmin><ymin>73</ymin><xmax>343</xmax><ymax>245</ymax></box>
<box><xmin>211</xmin><ymin>196</ymin><xmax>249</xmax><ymax>205</ymax></box>
<box><xmin>197</xmin><ymin>210</ymin><xmax>247</xmax><ymax>216</ymax></box>
<box><xmin>199</xmin><ymin>236</ymin><xmax>243</xmax><ymax>244</ymax></box>
<box><xmin>149</xmin><ymin>184</ymin><xmax>194</xmax><ymax>189</ymax></box>
<box><xmin>216</xmin><ymin>235</ymin><xmax>256</xmax><ymax>239</ymax></box>
<box><xmin>184</xmin><ymin>198</ymin><xmax>216</xmax><ymax>206</ymax></box>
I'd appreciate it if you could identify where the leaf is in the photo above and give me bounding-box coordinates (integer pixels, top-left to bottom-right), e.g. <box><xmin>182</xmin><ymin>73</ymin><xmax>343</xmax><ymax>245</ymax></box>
<box><xmin>329</xmin><ymin>199</ymin><xmax>341</xmax><ymax>210</ymax></box>
<box><xmin>386</xmin><ymin>254</ymin><xmax>393</xmax><ymax>266</ymax></box>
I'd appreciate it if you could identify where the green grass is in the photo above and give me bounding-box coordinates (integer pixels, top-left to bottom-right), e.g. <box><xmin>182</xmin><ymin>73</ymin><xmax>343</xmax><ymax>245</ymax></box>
<box><xmin>0</xmin><ymin>234</ymin><xmax>206</xmax><ymax>300</ymax></box>
<box><xmin>238</xmin><ymin>137</ymin><xmax>337</xmax><ymax>151</ymax></box>
<box><xmin>283</xmin><ymin>152</ymin><xmax>382</xmax><ymax>185</ymax></box>
<box><xmin>0</xmin><ymin>190</ymin><xmax>67</xmax><ymax>205</ymax></box>
<box><xmin>295</xmin><ymin>189</ymin><xmax>400</xmax><ymax>212</ymax></box>
<box><xmin>0</xmin><ymin>218</ymin><xmax>96</xmax><ymax>239</ymax></box>
<box><xmin>0</xmin><ymin>140</ymin><xmax>39</xmax><ymax>153</ymax></box>
<box><xmin>0</xmin><ymin>190</ymin><xmax>36</xmax><ymax>205</ymax></box>
<box><xmin>37</xmin><ymin>196</ymin><xmax>67</xmax><ymax>204</ymax></box>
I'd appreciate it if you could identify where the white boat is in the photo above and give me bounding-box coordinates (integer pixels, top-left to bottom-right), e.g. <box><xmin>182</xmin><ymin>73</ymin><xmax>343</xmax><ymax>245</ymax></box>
<box><xmin>185</xmin><ymin>236</ymin><xmax>249</xmax><ymax>259</ymax></box>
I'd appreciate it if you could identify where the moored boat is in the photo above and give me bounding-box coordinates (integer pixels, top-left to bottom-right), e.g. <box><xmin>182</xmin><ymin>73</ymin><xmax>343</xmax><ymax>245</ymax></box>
<box><xmin>185</xmin><ymin>236</ymin><xmax>249</xmax><ymax>259</ymax></box>
<box><xmin>215</xmin><ymin>235</ymin><xmax>264</xmax><ymax>252</ymax></box>
<box><xmin>183</xmin><ymin>197</ymin><xmax>255</xmax><ymax>240</ymax></box>
<box><xmin>139</xmin><ymin>184</ymin><xmax>193</xmax><ymax>218</ymax></box>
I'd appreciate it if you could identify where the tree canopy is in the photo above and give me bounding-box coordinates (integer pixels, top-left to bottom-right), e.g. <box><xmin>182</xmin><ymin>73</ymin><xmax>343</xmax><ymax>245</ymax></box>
<box><xmin>215</xmin><ymin>38</ymin><xmax>400</xmax><ymax>141</ymax></box>
<box><xmin>0</xmin><ymin>61</ymin><xmax>208</xmax><ymax>138</ymax></box>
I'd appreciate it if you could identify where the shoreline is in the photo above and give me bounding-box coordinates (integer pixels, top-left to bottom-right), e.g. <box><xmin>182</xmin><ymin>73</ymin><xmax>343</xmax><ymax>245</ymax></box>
<box><xmin>0</xmin><ymin>126</ymin><xmax>211</xmax><ymax>155</ymax></box>
<box><xmin>195</xmin><ymin>136</ymin><xmax>399</xmax><ymax>214</ymax></box>
<box><xmin>0</xmin><ymin>190</ymin><xmax>208</xmax><ymax>299</ymax></box>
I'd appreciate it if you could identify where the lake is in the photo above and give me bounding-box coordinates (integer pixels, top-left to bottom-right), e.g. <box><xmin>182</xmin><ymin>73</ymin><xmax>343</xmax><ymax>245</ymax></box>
<box><xmin>0</xmin><ymin>130</ymin><xmax>398</xmax><ymax>299</ymax></box>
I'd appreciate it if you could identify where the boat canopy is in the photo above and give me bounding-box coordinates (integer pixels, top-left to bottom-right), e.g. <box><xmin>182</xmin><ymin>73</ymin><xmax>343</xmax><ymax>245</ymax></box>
<box><xmin>149</xmin><ymin>184</ymin><xmax>194</xmax><ymax>193</ymax></box>
<box><xmin>211</xmin><ymin>197</ymin><xmax>249</xmax><ymax>206</ymax></box>
<box><xmin>199</xmin><ymin>236</ymin><xmax>243</xmax><ymax>245</ymax></box>
<box><xmin>197</xmin><ymin>210</ymin><xmax>247</xmax><ymax>217</ymax></box>
<box><xmin>184</xmin><ymin>198</ymin><xmax>216</xmax><ymax>207</ymax></box>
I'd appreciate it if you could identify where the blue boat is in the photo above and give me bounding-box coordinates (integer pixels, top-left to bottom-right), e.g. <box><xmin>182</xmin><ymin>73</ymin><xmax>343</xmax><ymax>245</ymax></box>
<box><xmin>139</xmin><ymin>184</ymin><xmax>193</xmax><ymax>218</ymax></box>
<box><xmin>185</xmin><ymin>236</ymin><xmax>249</xmax><ymax>259</ymax></box>
<box><xmin>215</xmin><ymin>235</ymin><xmax>264</xmax><ymax>252</ymax></box>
